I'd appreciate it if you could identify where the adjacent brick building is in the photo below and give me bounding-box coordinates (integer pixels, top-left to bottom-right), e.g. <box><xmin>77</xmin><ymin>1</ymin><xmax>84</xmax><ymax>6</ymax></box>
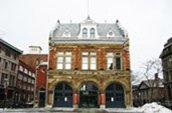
<box><xmin>19</xmin><ymin>46</ymin><xmax>48</xmax><ymax>107</ymax></box>
<box><xmin>35</xmin><ymin>62</ymin><xmax>47</xmax><ymax>107</ymax></box>
<box><xmin>47</xmin><ymin>17</ymin><xmax>132</xmax><ymax>108</ymax></box>
<box><xmin>0</xmin><ymin>38</ymin><xmax>22</xmax><ymax>107</ymax></box>
<box><xmin>15</xmin><ymin>60</ymin><xmax>35</xmax><ymax>107</ymax></box>
<box><xmin>160</xmin><ymin>37</ymin><xmax>172</xmax><ymax>108</ymax></box>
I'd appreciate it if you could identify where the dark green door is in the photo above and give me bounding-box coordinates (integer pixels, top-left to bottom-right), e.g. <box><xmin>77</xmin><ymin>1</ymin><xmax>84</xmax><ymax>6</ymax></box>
<box><xmin>54</xmin><ymin>82</ymin><xmax>73</xmax><ymax>107</ymax></box>
<box><xmin>39</xmin><ymin>89</ymin><xmax>45</xmax><ymax>107</ymax></box>
<box><xmin>105</xmin><ymin>83</ymin><xmax>125</xmax><ymax>108</ymax></box>
<box><xmin>79</xmin><ymin>83</ymin><xmax>98</xmax><ymax>108</ymax></box>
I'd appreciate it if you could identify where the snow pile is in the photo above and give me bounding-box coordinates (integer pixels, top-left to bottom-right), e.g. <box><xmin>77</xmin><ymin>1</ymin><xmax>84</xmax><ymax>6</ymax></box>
<box><xmin>138</xmin><ymin>102</ymin><xmax>172</xmax><ymax>113</ymax></box>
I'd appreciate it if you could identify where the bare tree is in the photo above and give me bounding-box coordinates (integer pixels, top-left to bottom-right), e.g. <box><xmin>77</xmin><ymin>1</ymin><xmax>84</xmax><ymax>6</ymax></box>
<box><xmin>141</xmin><ymin>58</ymin><xmax>162</xmax><ymax>103</ymax></box>
<box><xmin>131</xmin><ymin>71</ymin><xmax>141</xmax><ymax>85</ymax></box>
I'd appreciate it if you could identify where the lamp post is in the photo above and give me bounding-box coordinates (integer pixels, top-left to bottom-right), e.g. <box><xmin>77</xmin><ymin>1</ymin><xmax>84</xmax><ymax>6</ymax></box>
<box><xmin>3</xmin><ymin>78</ymin><xmax>8</xmax><ymax>110</ymax></box>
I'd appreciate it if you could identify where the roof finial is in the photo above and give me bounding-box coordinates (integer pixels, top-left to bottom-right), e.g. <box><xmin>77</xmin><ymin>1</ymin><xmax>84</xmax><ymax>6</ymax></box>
<box><xmin>116</xmin><ymin>19</ymin><xmax>119</xmax><ymax>23</ymax></box>
<box><xmin>57</xmin><ymin>19</ymin><xmax>60</xmax><ymax>24</ymax></box>
<box><xmin>87</xmin><ymin>15</ymin><xmax>91</xmax><ymax>20</ymax></box>
<box><xmin>87</xmin><ymin>0</ymin><xmax>90</xmax><ymax>18</ymax></box>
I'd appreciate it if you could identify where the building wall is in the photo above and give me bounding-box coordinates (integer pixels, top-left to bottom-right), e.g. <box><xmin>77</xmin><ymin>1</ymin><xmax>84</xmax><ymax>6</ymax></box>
<box><xmin>19</xmin><ymin>54</ymin><xmax>47</xmax><ymax>69</ymax></box>
<box><xmin>0</xmin><ymin>39</ymin><xmax>22</xmax><ymax>107</ymax></box>
<box><xmin>160</xmin><ymin>37</ymin><xmax>172</xmax><ymax>108</ymax></box>
<box><xmin>36</xmin><ymin>65</ymin><xmax>47</xmax><ymax>90</ymax></box>
<box><xmin>19</xmin><ymin>54</ymin><xmax>48</xmax><ymax>107</ymax></box>
<box><xmin>133</xmin><ymin>80</ymin><xmax>165</xmax><ymax>107</ymax></box>
<box><xmin>15</xmin><ymin>60</ymin><xmax>35</xmax><ymax>107</ymax></box>
<box><xmin>34</xmin><ymin>64</ymin><xmax>47</xmax><ymax>107</ymax></box>
<box><xmin>47</xmin><ymin>44</ymin><xmax>132</xmax><ymax>108</ymax></box>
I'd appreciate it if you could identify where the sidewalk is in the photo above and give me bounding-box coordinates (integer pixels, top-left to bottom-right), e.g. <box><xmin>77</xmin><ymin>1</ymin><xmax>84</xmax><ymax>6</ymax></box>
<box><xmin>0</xmin><ymin>108</ymin><xmax>141</xmax><ymax>113</ymax></box>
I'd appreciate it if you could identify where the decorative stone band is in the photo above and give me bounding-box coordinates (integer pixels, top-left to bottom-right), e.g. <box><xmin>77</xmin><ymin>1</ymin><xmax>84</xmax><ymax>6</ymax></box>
<box><xmin>52</xmin><ymin>40</ymin><xmax>125</xmax><ymax>44</ymax></box>
<box><xmin>49</xmin><ymin>70</ymin><xmax>130</xmax><ymax>76</ymax></box>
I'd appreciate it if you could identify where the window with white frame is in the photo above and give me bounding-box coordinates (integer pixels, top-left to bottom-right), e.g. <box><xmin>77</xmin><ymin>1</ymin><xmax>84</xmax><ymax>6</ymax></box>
<box><xmin>90</xmin><ymin>28</ymin><xmax>95</xmax><ymax>38</ymax></box>
<box><xmin>31</xmin><ymin>87</ymin><xmax>34</xmax><ymax>91</ymax></box>
<box><xmin>9</xmin><ymin>75</ymin><xmax>15</xmax><ymax>86</ymax></box>
<box><xmin>32</xmin><ymin>73</ymin><xmax>35</xmax><ymax>77</ymax></box>
<box><xmin>27</xmin><ymin>86</ymin><xmax>30</xmax><ymax>91</ymax></box>
<box><xmin>28</xmin><ymin>78</ymin><xmax>31</xmax><ymax>83</ymax></box>
<box><xmin>18</xmin><ymin>74</ymin><xmax>23</xmax><ymax>80</ymax></box>
<box><xmin>82</xmin><ymin>52</ymin><xmax>97</xmax><ymax>70</ymax></box>
<box><xmin>24</xmin><ymin>68</ymin><xmax>28</xmax><ymax>74</ymax></box>
<box><xmin>23</xmin><ymin>76</ymin><xmax>27</xmax><ymax>82</ymax></box>
<box><xmin>82</xmin><ymin>28</ymin><xmax>87</xmax><ymax>38</ymax></box>
<box><xmin>31</xmin><ymin>79</ymin><xmax>35</xmax><ymax>84</ymax></box>
<box><xmin>106</xmin><ymin>52</ymin><xmax>122</xmax><ymax>70</ymax></box>
<box><xmin>19</xmin><ymin>66</ymin><xmax>23</xmax><ymax>71</ymax></box>
<box><xmin>29</xmin><ymin>71</ymin><xmax>32</xmax><ymax>76</ymax></box>
<box><xmin>57</xmin><ymin>52</ymin><xmax>72</xmax><ymax>70</ymax></box>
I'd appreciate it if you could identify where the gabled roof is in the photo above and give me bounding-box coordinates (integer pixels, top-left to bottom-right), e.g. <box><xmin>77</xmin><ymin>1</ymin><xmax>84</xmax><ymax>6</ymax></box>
<box><xmin>138</xmin><ymin>79</ymin><xmax>164</xmax><ymax>90</ymax></box>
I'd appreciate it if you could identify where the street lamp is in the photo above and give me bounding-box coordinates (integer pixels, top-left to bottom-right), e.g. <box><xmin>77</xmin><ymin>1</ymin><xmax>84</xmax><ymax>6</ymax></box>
<box><xmin>3</xmin><ymin>78</ymin><xmax>8</xmax><ymax>110</ymax></box>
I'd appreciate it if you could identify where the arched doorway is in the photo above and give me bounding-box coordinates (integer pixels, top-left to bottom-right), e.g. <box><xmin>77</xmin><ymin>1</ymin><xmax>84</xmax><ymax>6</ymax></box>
<box><xmin>105</xmin><ymin>83</ymin><xmax>125</xmax><ymax>108</ymax></box>
<box><xmin>53</xmin><ymin>82</ymin><xmax>73</xmax><ymax>107</ymax></box>
<box><xmin>79</xmin><ymin>82</ymin><xmax>98</xmax><ymax>108</ymax></box>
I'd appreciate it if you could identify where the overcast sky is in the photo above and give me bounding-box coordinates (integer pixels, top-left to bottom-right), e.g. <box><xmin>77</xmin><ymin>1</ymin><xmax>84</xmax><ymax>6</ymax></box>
<box><xmin>0</xmin><ymin>0</ymin><xmax>172</xmax><ymax>71</ymax></box>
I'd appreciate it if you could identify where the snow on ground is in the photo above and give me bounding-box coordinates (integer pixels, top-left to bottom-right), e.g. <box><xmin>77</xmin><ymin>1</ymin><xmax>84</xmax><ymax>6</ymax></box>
<box><xmin>137</xmin><ymin>102</ymin><xmax>172</xmax><ymax>113</ymax></box>
<box><xmin>0</xmin><ymin>103</ymin><xmax>171</xmax><ymax>113</ymax></box>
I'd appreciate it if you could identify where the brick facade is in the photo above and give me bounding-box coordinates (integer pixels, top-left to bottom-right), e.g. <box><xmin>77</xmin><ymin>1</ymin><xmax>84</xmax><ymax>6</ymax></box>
<box><xmin>47</xmin><ymin>17</ymin><xmax>132</xmax><ymax>108</ymax></box>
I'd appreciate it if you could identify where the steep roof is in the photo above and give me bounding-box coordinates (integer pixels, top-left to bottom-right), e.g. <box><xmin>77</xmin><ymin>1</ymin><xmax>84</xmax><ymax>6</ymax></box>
<box><xmin>138</xmin><ymin>79</ymin><xmax>164</xmax><ymax>90</ymax></box>
<box><xmin>49</xmin><ymin>17</ymin><xmax>128</xmax><ymax>44</ymax></box>
<box><xmin>0</xmin><ymin>38</ymin><xmax>23</xmax><ymax>54</ymax></box>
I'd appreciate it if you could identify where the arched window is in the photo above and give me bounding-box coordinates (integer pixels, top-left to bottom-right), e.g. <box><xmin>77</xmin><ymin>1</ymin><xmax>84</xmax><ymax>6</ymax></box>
<box><xmin>82</xmin><ymin>28</ymin><xmax>87</xmax><ymax>38</ymax></box>
<box><xmin>90</xmin><ymin>28</ymin><xmax>95</xmax><ymax>38</ymax></box>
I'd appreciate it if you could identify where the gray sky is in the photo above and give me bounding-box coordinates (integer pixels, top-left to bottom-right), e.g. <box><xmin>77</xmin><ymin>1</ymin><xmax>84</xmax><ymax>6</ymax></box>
<box><xmin>0</xmin><ymin>0</ymin><xmax>172</xmax><ymax>71</ymax></box>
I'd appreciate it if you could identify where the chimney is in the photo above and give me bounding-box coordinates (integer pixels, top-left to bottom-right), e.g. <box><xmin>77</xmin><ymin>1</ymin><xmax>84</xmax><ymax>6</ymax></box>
<box><xmin>28</xmin><ymin>46</ymin><xmax>42</xmax><ymax>54</ymax></box>
<box><xmin>155</xmin><ymin>73</ymin><xmax>160</xmax><ymax>87</ymax></box>
<box><xmin>155</xmin><ymin>73</ymin><xmax>159</xmax><ymax>80</ymax></box>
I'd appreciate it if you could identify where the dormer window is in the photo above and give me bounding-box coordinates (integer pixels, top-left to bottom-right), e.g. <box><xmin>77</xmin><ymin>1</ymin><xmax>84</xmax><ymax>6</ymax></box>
<box><xmin>109</xmin><ymin>32</ymin><xmax>113</xmax><ymax>36</ymax></box>
<box><xmin>107</xmin><ymin>31</ymin><xmax>115</xmax><ymax>37</ymax></box>
<box><xmin>90</xmin><ymin>28</ymin><xmax>95</xmax><ymax>38</ymax></box>
<box><xmin>62</xmin><ymin>30</ymin><xmax>71</xmax><ymax>37</ymax></box>
<box><xmin>82</xmin><ymin>28</ymin><xmax>87</xmax><ymax>38</ymax></box>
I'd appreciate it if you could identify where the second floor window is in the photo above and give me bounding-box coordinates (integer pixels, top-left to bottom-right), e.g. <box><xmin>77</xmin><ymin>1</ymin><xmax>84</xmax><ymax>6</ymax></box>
<box><xmin>82</xmin><ymin>52</ymin><xmax>97</xmax><ymax>70</ymax></box>
<box><xmin>106</xmin><ymin>52</ymin><xmax>122</xmax><ymax>70</ymax></box>
<box><xmin>57</xmin><ymin>52</ymin><xmax>72</xmax><ymax>70</ymax></box>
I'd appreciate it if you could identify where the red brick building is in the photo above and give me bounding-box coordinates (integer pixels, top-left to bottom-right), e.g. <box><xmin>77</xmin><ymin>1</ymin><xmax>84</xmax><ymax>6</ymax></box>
<box><xmin>47</xmin><ymin>17</ymin><xmax>132</xmax><ymax>108</ymax></box>
<box><xmin>15</xmin><ymin>60</ymin><xmax>35</xmax><ymax>107</ymax></box>
<box><xmin>19</xmin><ymin>46</ymin><xmax>48</xmax><ymax>107</ymax></box>
<box><xmin>19</xmin><ymin>54</ymin><xmax>47</xmax><ymax>69</ymax></box>
<box><xmin>35</xmin><ymin>62</ymin><xmax>47</xmax><ymax>107</ymax></box>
